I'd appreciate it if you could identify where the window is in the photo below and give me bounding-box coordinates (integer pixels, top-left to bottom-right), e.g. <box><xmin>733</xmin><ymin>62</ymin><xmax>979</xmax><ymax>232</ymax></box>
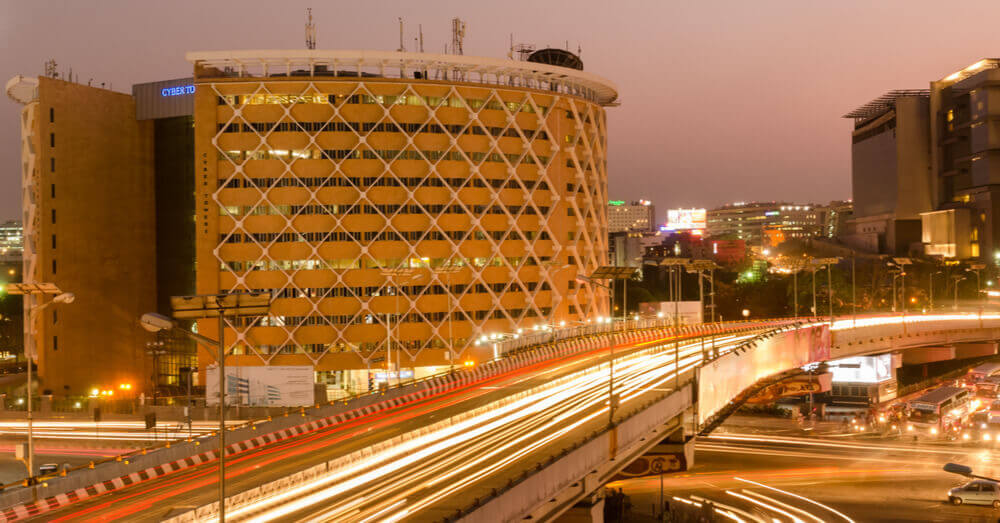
<box><xmin>51</xmin><ymin>209</ymin><xmax>56</xmax><ymax>223</ymax></box>
<box><xmin>53</xmin><ymin>336</ymin><xmax>58</xmax><ymax>352</ymax></box>
<box><xmin>50</xmin><ymin>184</ymin><xmax>55</xmax><ymax>198</ymax></box>
<box><xmin>51</xmin><ymin>234</ymin><xmax>56</xmax><ymax>249</ymax></box>
<box><xmin>50</xmin><ymin>157</ymin><xmax>55</xmax><ymax>172</ymax></box>
<box><xmin>49</xmin><ymin>108</ymin><xmax>54</xmax><ymax>123</ymax></box>
<box><xmin>53</xmin><ymin>309</ymin><xmax>57</xmax><ymax>324</ymax></box>
<box><xmin>52</xmin><ymin>259</ymin><xmax>56</xmax><ymax>274</ymax></box>
<box><xmin>50</xmin><ymin>133</ymin><xmax>54</xmax><ymax>147</ymax></box>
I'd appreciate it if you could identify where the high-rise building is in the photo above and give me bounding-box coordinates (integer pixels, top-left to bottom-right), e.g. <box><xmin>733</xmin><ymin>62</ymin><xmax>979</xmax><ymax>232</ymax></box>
<box><xmin>188</xmin><ymin>49</ymin><xmax>616</xmax><ymax>390</ymax></box>
<box><xmin>607</xmin><ymin>200</ymin><xmax>655</xmax><ymax>232</ymax></box>
<box><xmin>844</xmin><ymin>59</ymin><xmax>1000</xmax><ymax>261</ymax></box>
<box><xmin>5</xmin><ymin>74</ymin><xmax>197</xmax><ymax>396</ymax></box>
<box><xmin>842</xmin><ymin>91</ymin><xmax>932</xmax><ymax>254</ymax></box>
<box><xmin>926</xmin><ymin>60</ymin><xmax>1000</xmax><ymax>260</ymax></box>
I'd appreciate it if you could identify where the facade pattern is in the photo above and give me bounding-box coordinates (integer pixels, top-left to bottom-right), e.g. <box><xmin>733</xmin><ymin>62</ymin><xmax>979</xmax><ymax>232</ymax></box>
<box><xmin>192</xmin><ymin>52</ymin><xmax>616</xmax><ymax>371</ymax></box>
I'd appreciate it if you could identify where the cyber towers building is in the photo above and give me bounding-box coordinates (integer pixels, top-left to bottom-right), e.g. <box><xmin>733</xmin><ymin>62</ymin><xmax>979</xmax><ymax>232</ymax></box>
<box><xmin>189</xmin><ymin>50</ymin><xmax>617</xmax><ymax>389</ymax></box>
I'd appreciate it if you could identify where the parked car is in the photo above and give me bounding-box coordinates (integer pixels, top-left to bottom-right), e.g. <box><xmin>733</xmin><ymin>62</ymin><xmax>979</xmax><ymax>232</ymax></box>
<box><xmin>37</xmin><ymin>463</ymin><xmax>58</xmax><ymax>475</ymax></box>
<box><xmin>948</xmin><ymin>480</ymin><xmax>1000</xmax><ymax>507</ymax></box>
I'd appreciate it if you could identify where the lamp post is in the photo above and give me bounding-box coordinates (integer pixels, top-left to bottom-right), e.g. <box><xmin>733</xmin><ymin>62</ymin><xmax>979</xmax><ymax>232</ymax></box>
<box><xmin>810</xmin><ymin>258</ymin><xmax>840</xmax><ymax>320</ymax></box>
<box><xmin>5</xmin><ymin>283</ymin><xmax>74</xmax><ymax>485</ymax></box>
<box><xmin>929</xmin><ymin>271</ymin><xmax>942</xmax><ymax>311</ymax></box>
<box><xmin>433</xmin><ymin>265</ymin><xmax>462</xmax><ymax>374</ymax></box>
<box><xmin>586</xmin><ymin>266</ymin><xmax>637</xmax><ymax>428</ymax></box>
<box><xmin>379</xmin><ymin>268</ymin><xmax>424</xmax><ymax>388</ymax></box>
<box><xmin>893</xmin><ymin>258</ymin><xmax>913</xmax><ymax>313</ymax></box>
<box><xmin>953</xmin><ymin>275</ymin><xmax>966</xmax><ymax>310</ymax></box>
<box><xmin>968</xmin><ymin>263</ymin><xmax>985</xmax><ymax>303</ymax></box>
<box><xmin>142</xmin><ymin>291</ymin><xmax>271</xmax><ymax>523</ymax></box>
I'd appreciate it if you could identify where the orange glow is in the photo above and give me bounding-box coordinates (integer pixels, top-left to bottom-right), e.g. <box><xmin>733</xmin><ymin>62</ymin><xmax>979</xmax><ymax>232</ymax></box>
<box><xmin>910</xmin><ymin>297</ymin><xmax>917</xmax><ymax>304</ymax></box>
<box><xmin>463</xmin><ymin>360</ymin><xmax>475</xmax><ymax>367</ymax></box>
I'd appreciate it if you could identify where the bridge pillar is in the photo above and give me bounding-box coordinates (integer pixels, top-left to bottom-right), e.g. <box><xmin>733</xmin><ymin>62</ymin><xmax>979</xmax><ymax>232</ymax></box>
<box><xmin>614</xmin><ymin>425</ymin><xmax>696</xmax><ymax>480</ymax></box>
<box><xmin>557</xmin><ymin>490</ymin><xmax>605</xmax><ymax>523</ymax></box>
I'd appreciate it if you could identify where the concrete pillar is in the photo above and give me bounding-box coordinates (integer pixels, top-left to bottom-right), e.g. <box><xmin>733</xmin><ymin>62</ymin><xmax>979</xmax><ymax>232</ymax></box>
<box><xmin>614</xmin><ymin>426</ymin><xmax>696</xmax><ymax>480</ymax></box>
<box><xmin>557</xmin><ymin>492</ymin><xmax>605</xmax><ymax>523</ymax></box>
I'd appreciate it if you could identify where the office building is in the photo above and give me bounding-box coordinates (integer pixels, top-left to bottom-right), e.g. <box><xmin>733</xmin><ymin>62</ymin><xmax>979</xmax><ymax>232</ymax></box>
<box><xmin>189</xmin><ymin>49</ymin><xmax>617</xmax><ymax>390</ymax></box>
<box><xmin>5</xmin><ymin>74</ymin><xmax>196</xmax><ymax>397</ymax></box>
<box><xmin>607</xmin><ymin>200</ymin><xmax>655</xmax><ymax>232</ymax></box>
<box><xmin>0</xmin><ymin>221</ymin><xmax>22</xmax><ymax>262</ymax></box>
<box><xmin>925</xmin><ymin>60</ymin><xmax>1000</xmax><ymax>260</ymax></box>
<box><xmin>818</xmin><ymin>200</ymin><xmax>853</xmax><ymax>240</ymax></box>
<box><xmin>706</xmin><ymin>202</ymin><xmax>822</xmax><ymax>247</ymax></box>
<box><xmin>842</xmin><ymin>91</ymin><xmax>932</xmax><ymax>254</ymax></box>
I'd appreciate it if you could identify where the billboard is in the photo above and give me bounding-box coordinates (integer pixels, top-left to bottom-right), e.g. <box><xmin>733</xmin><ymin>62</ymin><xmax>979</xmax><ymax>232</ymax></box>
<box><xmin>206</xmin><ymin>365</ymin><xmax>315</xmax><ymax>407</ymax></box>
<box><xmin>665</xmin><ymin>209</ymin><xmax>707</xmax><ymax>232</ymax></box>
<box><xmin>829</xmin><ymin>354</ymin><xmax>893</xmax><ymax>383</ymax></box>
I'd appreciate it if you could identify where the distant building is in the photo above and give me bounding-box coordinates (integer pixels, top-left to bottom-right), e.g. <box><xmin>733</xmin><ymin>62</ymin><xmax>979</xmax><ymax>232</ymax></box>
<box><xmin>0</xmin><ymin>221</ymin><xmax>22</xmax><ymax>262</ymax></box>
<box><xmin>818</xmin><ymin>200</ymin><xmax>854</xmax><ymax>240</ymax></box>
<box><xmin>608</xmin><ymin>200</ymin><xmax>655</xmax><ymax>232</ymax></box>
<box><xmin>842</xmin><ymin>91</ymin><xmax>932</xmax><ymax>255</ymax></box>
<box><xmin>609</xmin><ymin>231</ymin><xmax>645</xmax><ymax>268</ymax></box>
<box><xmin>706</xmin><ymin>202</ymin><xmax>823</xmax><ymax>247</ymax></box>
<box><xmin>708</xmin><ymin>239</ymin><xmax>746</xmax><ymax>266</ymax></box>
<box><xmin>5</xmin><ymin>73</ymin><xmax>196</xmax><ymax>396</ymax></box>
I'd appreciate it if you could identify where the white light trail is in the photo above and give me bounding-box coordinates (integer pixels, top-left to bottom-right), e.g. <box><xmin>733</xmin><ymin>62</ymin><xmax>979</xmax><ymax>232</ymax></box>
<box><xmin>734</xmin><ymin>477</ymin><xmax>854</xmax><ymax>523</ymax></box>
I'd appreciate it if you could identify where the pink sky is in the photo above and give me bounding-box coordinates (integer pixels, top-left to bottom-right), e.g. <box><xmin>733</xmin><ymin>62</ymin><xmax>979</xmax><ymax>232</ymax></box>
<box><xmin>2</xmin><ymin>0</ymin><xmax>999</xmax><ymax>222</ymax></box>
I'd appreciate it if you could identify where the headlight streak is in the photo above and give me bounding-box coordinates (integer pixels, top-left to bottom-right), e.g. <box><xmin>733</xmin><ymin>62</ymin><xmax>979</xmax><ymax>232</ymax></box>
<box><xmin>734</xmin><ymin>477</ymin><xmax>855</xmax><ymax>522</ymax></box>
<box><xmin>690</xmin><ymin>494</ymin><xmax>765</xmax><ymax>523</ymax></box>
<box><xmin>200</xmin><ymin>332</ymin><xmax>764</xmax><ymax>522</ymax></box>
<box><xmin>740</xmin><ymin>489</ymin><xmax>825</xmax><ymax>523</ymax></box>
<box><xmin>726</xmin><ymin>490</ymin><xmax>805</xmax><ymax>523</ymax></box>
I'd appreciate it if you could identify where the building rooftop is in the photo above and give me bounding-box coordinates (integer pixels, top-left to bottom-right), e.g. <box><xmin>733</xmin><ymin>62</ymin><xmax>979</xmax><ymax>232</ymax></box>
<box><xmin>186</xmin><ymin>49</ymin><xmax>619</xmax><ymax>106</ymax></box>
<box><xmin>937</xmin><ymin>58</ymin><xmax>1000</xmax><ymax>86</ymax></box>
<box><xmin>842</xmin><ymin>89</ymin><xmax>929</xmax><ymax>122</ymax></box>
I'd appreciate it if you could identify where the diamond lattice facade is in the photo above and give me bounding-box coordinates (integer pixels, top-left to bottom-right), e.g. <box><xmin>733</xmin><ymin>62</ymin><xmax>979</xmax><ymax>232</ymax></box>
<box><xmin>189</xmin><ymin>51</ymin><xmax>618</xmax><ymax>381</ymax></box>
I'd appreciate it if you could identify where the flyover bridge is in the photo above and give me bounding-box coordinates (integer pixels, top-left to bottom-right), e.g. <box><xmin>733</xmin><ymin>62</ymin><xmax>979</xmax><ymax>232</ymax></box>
<box><xmin>4</xmin><ymin>313</ymin><xmax>1000</xmax><ymax>522</ymax></box>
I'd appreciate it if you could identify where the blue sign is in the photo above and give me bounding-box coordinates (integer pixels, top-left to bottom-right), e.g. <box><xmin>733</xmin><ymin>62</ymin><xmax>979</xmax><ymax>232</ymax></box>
<box><xmin>161</xmin><ymin>85</ymin><xmax>195</xmax><ymax>97</ymax></box>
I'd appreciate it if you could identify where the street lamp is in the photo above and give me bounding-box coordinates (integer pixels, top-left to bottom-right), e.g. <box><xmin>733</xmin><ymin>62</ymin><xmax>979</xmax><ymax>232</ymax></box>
<box><xmin>586</xmin><ymin>266</ymin><xmax>638</xmax><ymax>428</ymax></box>
<box><xmin>380</xmin><ymin>267</ymin><xmax>425</xmax><ymax>388</ymax></box>
<box><xmin>4</xmin><ymin>283</ymin><xmax>74</xmax><ymax>484</ymax></box>
<box><xmin>811</xmin><ymin>257</ymin><xmax>840</xmax><ymax>320</ymax></box>
<box><xmin>141</xmin><ymin>290</ymin><xmax>271</xmax><ymax>523</ymax></box>
<box><xmin>952</xmin><ymin>275</ymin><xmax>967</xmax><ymax>311</ymax></box>
<box><xmin>433</xmin><ymin>265</ymin><xmax>462</xmax><ymax>373</ymax></box>
<box><xmin>893</xmin><ymin>258</ymin><xmax>913</xmax><ymax>313</ymax></box>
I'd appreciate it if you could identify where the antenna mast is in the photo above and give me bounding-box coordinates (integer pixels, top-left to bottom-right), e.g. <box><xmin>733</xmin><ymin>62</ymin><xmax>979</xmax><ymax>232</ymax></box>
<box><xmin>397</xmin><ymin>17</ymin><xmax>405</xmax><ymax>52</ymax></box>
<box><xmin>305</xmin><ymin>8</ymin><xmax>316</xmax><ymax>50</ymax></box>
<box><xmin>418</xmin><ymin>24</ymin><xmax>424</xmax><ymax>53</ymax></box>
<box><xmin>451</xmin><ymin>18</ymin><xmax>466</xmax><ymax>55</ymax></box>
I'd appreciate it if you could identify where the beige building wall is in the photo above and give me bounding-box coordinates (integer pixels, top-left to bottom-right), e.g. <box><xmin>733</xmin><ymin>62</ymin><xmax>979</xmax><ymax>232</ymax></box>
<box><xmin>15</xmin><ymin>77</ymin><xmax>157</xmax><ymax>396</ymax></box>
<box><xmin>191</xmin><ymin>60</ymin><xmax>612</xmax><ymax>377</ymax></box>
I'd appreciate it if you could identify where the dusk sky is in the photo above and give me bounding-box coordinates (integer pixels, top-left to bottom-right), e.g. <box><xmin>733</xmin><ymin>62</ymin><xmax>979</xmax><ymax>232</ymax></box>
<box><xmin>2</xmin><ymin>1</ymin><xmax>1000</xmax><ymax>222</ymax></box>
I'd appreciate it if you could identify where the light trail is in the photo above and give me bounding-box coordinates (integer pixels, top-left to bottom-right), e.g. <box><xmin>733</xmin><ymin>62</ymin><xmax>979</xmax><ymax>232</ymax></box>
<box><xmin>214</xmin><ymin>332</ymin><xmax>759</xmax><ymax>521</ymax></box>
<box><xmin>727</xmin><ymin>489</ymin><xmax>805</xmax><ymax>523</ymax></box>
<box><xmin>734</xmin><ymin>477</ymin><xmax>855</xmax><ymax>523</ymax></box>
<box><xmin>740</xmin><ymin>490</ymin><xmax>825</xmax><ymax>523</ymax></box>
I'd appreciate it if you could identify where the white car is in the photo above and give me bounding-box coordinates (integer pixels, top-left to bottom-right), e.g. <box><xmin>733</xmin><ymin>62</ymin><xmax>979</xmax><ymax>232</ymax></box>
<box><xmin>948</xmin><ymin>480</ymin><xmax>1000</xmax><ymax>507</ymax></box>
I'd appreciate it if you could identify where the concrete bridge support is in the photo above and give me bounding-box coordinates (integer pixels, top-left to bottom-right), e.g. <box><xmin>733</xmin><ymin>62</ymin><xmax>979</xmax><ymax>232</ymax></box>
<box><xmin>557</xmin><ymin>492</ymin><xmax>605</xmax><ymax>523</ymax></box>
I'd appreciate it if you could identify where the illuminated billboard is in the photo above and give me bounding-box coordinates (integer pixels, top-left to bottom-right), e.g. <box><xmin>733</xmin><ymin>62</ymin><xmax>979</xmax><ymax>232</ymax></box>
<box><xmin>665</xmin><ymin>208</ymin><xmax>707</xmax><ymax>233</ymax></box>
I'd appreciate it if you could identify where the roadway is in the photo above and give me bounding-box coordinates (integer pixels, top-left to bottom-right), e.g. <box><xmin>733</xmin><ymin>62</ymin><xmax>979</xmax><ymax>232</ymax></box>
<box><xmin>613</xmin><ymin>433</ymin><xmax>1000</xmax><ymax>522</ymax></box>
<box><xmin>30</xmin><ymin>328</ymin><xmax>763</xmax><ymax>522</ymax></box>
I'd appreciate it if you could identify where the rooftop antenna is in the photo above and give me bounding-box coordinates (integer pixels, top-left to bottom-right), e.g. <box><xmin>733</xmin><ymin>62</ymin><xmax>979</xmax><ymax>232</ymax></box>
<box><xmin>508</xmin><ymin>34</ymin><xmax>514</xmax><ymax>59</ymax></box>
<box><xmin>419</xmin><ymin>24</ymin><xmax>424</xmax><ymax>53</ymax></box>
<box><xmin>43</xmin><ymin>59</ymin><xmax>57</xmax><ymax>78</ymax></box>
<box><xmin>451</xmin><ymin>17</ymin><xmax>466</xmax><ymax>55</ymax></box>
<box><xmin>397</xmin><ymin>17</ymin><xmax>405</xmax><ymax>52</ymax></box>
<box><xmin>305</xmin><ymin>8</ymin><xmax>316</xmax><ymax>50</ymax></box>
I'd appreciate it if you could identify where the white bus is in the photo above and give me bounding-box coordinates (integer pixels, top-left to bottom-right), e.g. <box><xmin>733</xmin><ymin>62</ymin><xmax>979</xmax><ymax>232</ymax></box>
<box><xmin>967</xmin><ymin>363</ymin><xmax>1000</xmax><ymax>384</ymax></box>
<box><xmin>907</xmin><ymin>386</ymin><xmax>972</xmax><ymax>438</ymax></box>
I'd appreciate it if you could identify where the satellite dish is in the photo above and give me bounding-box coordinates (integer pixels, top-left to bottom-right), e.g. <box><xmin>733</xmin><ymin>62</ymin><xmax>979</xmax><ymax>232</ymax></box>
<box><xmin>526</xmin><ymin>48</ymin><xmax>584</xmax><ymax>70</ymax></box>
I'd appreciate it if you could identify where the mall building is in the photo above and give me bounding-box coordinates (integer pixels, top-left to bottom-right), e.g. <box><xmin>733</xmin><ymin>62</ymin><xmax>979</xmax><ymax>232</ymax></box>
<box><xmin>6</xmin><ymin>48</ymin><xmax>617</xmax><ymax>397</ymax></box>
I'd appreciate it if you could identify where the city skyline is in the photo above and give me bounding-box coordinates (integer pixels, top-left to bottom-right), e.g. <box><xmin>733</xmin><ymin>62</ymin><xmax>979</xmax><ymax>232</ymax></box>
<box><xmin>4</xmin><ymin>1</ymin><xmax>1000</xmax><ymax>220</ymax></box>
